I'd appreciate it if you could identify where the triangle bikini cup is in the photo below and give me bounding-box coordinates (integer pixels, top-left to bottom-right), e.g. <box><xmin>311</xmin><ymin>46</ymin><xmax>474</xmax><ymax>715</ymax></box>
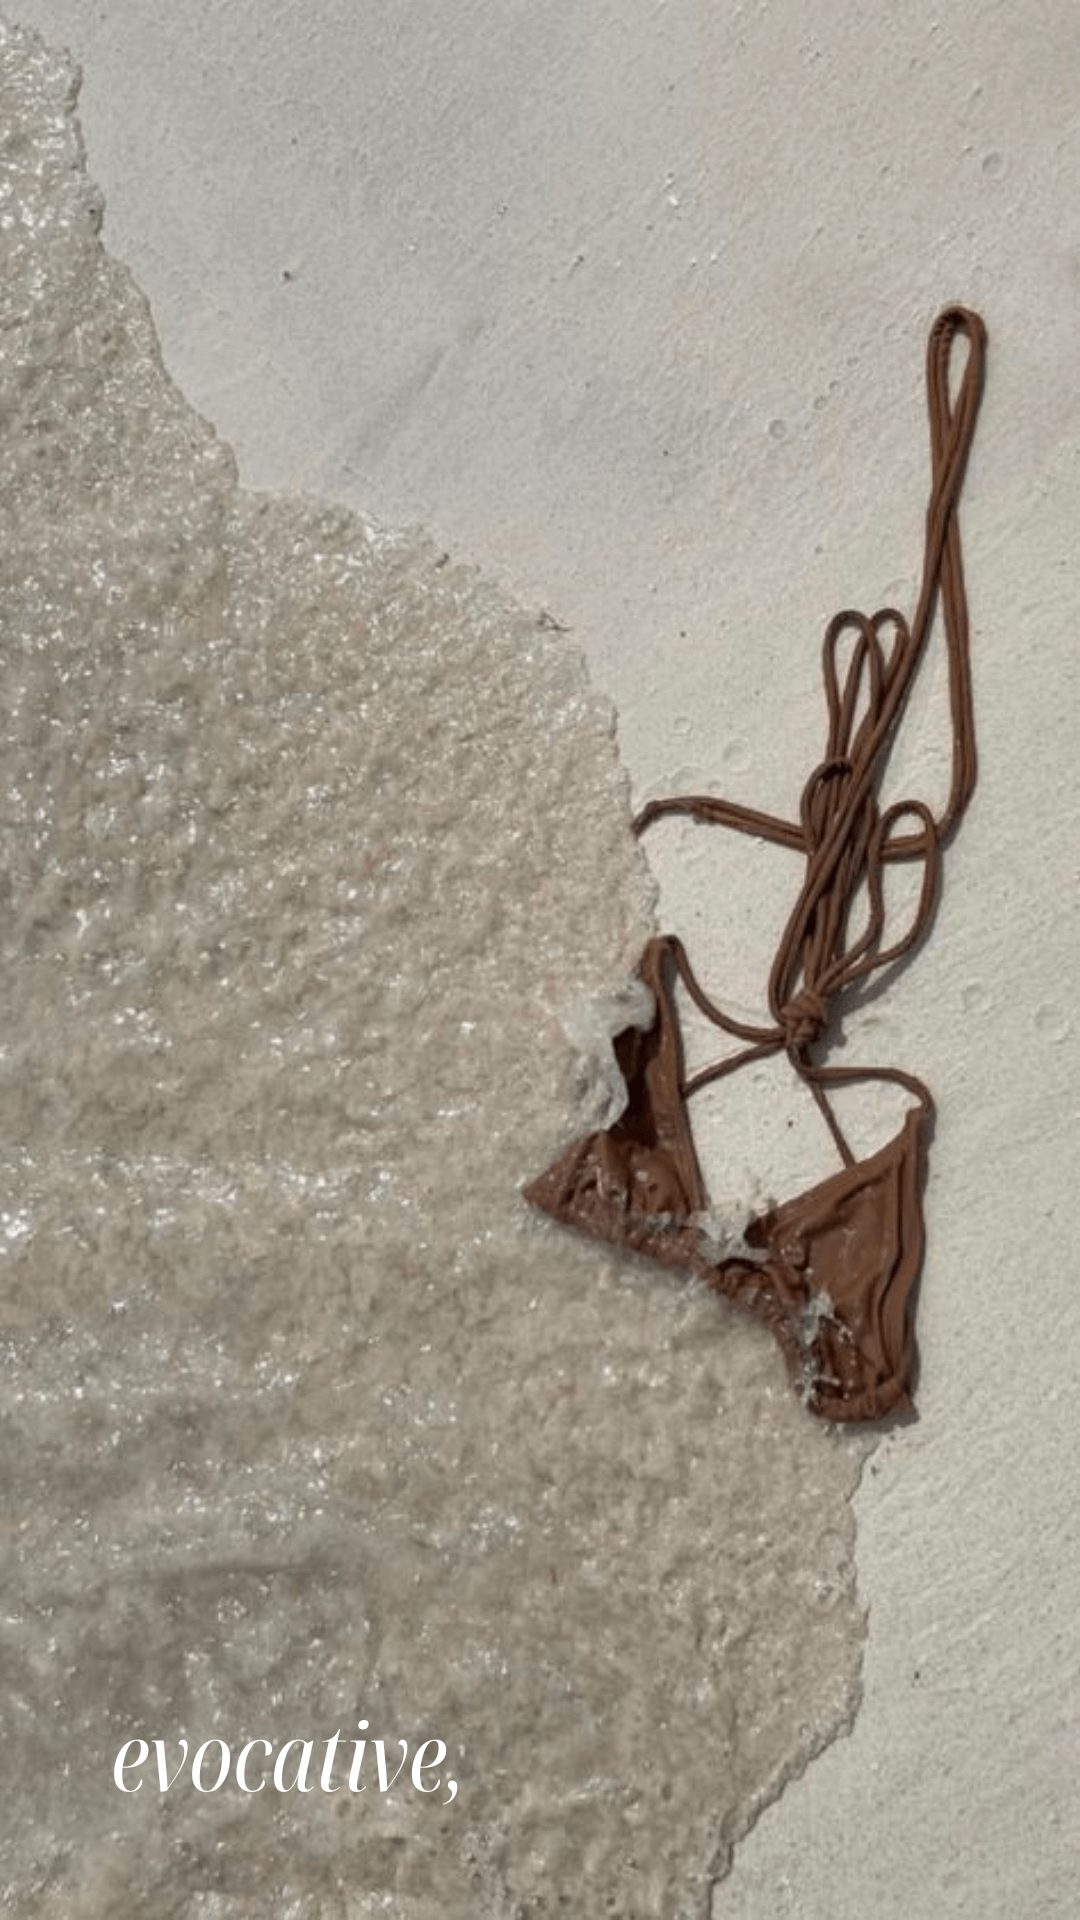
<box><xmin>526</xmin><ymin>307</ymin><xmax>987</xmax><ymax>1424</ymax></box>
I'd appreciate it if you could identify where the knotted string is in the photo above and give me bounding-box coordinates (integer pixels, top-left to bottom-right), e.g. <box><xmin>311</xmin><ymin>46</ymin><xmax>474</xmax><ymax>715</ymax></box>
<box><xmin>632</xmin><ymin>306</ymin><xmax>987</xmax><ymax>1166</ymax></box>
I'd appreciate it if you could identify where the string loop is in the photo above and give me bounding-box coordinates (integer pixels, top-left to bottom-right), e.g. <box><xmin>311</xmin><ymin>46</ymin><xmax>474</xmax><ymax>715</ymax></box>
<box><xmin>633</xmin><ymin>306</ymin><xmax>987</xmax><ymax>1155</ymax></box>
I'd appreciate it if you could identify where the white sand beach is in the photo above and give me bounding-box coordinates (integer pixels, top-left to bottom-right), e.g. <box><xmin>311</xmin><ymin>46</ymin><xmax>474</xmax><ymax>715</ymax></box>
<box><xmin>4</xmin><ymin>6</ymin><xmax>1078</xmax><ymax>1914</ymax></box>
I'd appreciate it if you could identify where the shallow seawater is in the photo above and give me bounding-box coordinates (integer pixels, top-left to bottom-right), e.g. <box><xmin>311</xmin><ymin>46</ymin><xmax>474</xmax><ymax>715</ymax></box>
<box><xmin>0</xmin><ymin>22</ymin><xmax>867</xmax><ymax>1916</ymax></box>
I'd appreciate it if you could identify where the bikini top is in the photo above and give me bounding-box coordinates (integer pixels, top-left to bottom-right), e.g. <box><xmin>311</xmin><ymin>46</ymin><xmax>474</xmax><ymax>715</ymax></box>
<box><xmin>526</xmin><ymin>306</ymin><xmax>987</xmax><ymax>1424</ymax></box>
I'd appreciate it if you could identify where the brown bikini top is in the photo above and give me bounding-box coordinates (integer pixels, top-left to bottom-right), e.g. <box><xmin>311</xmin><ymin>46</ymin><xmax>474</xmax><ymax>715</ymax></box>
<box><xmin>526</xmin><ymin>306</ymin><xmax>987</xmax><ymax>1423</ymax></box>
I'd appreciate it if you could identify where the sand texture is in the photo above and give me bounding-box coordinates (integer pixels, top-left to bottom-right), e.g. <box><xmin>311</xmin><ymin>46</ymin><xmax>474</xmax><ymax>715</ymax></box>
<box><xmin>0</xmin><ymin>28</ymin><xmax>867</xmax><ymax>1916</ymax></box>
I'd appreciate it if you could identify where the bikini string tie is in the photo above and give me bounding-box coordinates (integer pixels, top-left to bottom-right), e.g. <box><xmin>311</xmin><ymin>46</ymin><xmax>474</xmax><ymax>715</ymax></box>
<box><xmin>526</xmin><ymin>307</ymin><xmax>988</xmax><ymax>1421</ymax></box>
<box><xmin>767</xmin><ymin>306</ymin><xmax>986</xmax><ymax>1081</ymax></box>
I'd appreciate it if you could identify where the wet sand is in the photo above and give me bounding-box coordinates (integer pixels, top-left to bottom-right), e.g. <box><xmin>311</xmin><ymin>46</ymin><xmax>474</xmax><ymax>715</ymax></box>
<box><xmin>0</xmin><ymin>28</ymin><xmax>868</xmax><ymax>1914</ymax></box>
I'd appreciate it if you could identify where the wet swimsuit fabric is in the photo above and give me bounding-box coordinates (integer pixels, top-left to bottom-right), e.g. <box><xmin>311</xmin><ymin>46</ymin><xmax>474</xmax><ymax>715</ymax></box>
<box><xmin>525</xmin><ymin>307</ymin><xmax>987</xmax><ymax>1424</ymax></box>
